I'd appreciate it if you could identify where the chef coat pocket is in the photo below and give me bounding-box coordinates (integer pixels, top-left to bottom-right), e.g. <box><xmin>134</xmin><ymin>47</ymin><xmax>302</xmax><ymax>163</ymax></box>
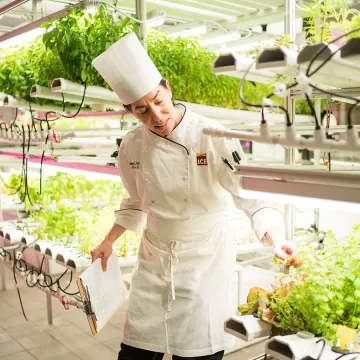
<box><xmin>137</xmin><ymin>231</ymin><xmax>167</xmax><ymax>273</ymax></box>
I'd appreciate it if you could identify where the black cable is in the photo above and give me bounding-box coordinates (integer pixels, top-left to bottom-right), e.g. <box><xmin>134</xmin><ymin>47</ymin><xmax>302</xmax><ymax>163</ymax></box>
<box><xmin>305</xmin><ymin>94</ymin><xmax>321</xmax><ymax>130</ymax></box>
<box><xmin>37</xmin><ymin>85</ymin><xmax>87</xmax><ymax>194</ymax></box>
<box><xmin>239</xmin><ymin>60</ymin><xmax>292</xmax><ymax>126</ymax></box>
<box><xmin>12</xmin><ymin>252</ymin><xmax>28</xmax><ymax>321</ymax></box>
<box><xmin>61</xmin><ymin>93</ymin><xmax>65</xmax><ymax>112</ymax></box>
<box><xmin>315</xmin><ymin>338</ymin><xmax>326</xmax><ymax>360</ymax></box>
<box><xmin>307</xmin><ymin>26</ymin><xmax>360</xmax><ymax>77</ymax></box>
<box><xmin>38</xmin><ymin>133</ymin><xmax>49</xmax><ymax>196</ymax></box>
<box><xmin>40</xmin><ymin>83</ymin><xmax>87</xmax><ymax>124</ymax></box>
<box><xmin>2</xmin><ymin>245</ymin><xmax>80</xmax><ymax>300</ymax></box>
<box><xmin>24</xmin><ymin>125</ymin><xmax>34</xmax><ymax>207</ymax></box>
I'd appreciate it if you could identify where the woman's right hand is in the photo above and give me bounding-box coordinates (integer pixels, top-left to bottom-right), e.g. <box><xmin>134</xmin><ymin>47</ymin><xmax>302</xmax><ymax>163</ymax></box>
<box><xmin>90</xmin><ymin>238</ymin><xmax>113</xmax><ymax>272</ymax></box>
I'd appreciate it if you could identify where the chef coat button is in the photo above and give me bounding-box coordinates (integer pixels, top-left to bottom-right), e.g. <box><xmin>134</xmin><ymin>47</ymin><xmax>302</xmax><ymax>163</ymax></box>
<box><xmin>183</xmin><ymin>177</ymin><xmax>187</xmax><ymax>181</ymax></box>
<box><xmin>184</xmin><ymin>198</ymin><xmax>187</xmax><ymax>202</ymax></box>
<box><xmin>151</xmin><ymin>200</ymin><xmax>155</xmax><ymax>204</ymax></box>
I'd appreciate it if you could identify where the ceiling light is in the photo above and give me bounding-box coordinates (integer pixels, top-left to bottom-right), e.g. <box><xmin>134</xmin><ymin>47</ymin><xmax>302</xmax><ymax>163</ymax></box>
<box><xmin>168</xmin><ymin>25</ymin><xmax>207</xmax><ymax>38</ymax></box>
<box><xmin>202</xmin><ymin>32</ymin><xmax>240</xmax><ymax>46</ymax></box>
<box><xmin>240</xmin><ymin>182</ymin><xmax>360</xmax><ymax>214</ymax></box>
<box><xmin>146</xmin><ymin>10</ymin><xmax>166</xmax><ymax>28</ymax></box>
<box><xmin>0</xmin><ymin>27</ymin><xmax>46</xmax><ymax>49</ymax></box>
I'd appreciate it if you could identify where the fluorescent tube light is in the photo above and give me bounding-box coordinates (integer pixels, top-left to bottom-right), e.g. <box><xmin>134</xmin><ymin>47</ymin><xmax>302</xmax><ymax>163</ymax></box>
<box><xmin>240</xmin><ymin>177</ymin><xmax>360</xmax><ymax>214</ymax></box>
<box><xmin>27</xmin><ymin>162</ymin><xmax>121</xmax><ymax>182</ymax></box>
<box><xmin>168</xmin><ymin>25</ymin><xmax>207</xmax><ymax>37</ymax></box>
<box><xmin>0</xmin><ymin>28</ymin><xmax>46</xmax><ymax>49</ymax></box>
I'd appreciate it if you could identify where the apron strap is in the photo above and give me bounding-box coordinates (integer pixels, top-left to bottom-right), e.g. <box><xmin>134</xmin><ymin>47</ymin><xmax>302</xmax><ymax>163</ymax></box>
<box><xmin>167</xmin><ymin>241</ymin><xmax>179</xmax><ymax>312</ymax></box>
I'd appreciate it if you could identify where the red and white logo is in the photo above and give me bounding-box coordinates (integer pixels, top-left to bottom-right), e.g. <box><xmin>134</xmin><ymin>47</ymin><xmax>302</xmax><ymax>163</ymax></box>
<box><xmin>196</xmin><ymin>153</ymin><xmax>207</xmax><ymax>166</ymax></box>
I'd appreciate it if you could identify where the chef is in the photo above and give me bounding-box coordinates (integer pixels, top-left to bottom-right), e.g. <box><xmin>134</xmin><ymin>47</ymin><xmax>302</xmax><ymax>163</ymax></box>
<box><xmin>90</xmin><ymin>32</ymin><xmax>296</xmax><ymax>360</ymax></box>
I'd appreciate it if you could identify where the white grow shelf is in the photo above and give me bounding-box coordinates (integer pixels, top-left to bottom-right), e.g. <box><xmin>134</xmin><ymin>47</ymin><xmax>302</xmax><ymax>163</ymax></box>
<box><xmin>253</xmin><ymin>44</ymin><xmax>360</xmax><ymax>89</ymax></box>
<box><xmin>341</xmin><ymin>37</ymin><xmax>360</xmax><ymax>64</ymax></box>
<box><xmin>213</xmin><ymin>53</ymin><xmax>277</xmax><ymax>84</ymax></box>
<box><xmin>256</xmin><ymin>46</ymin><xmax>298</xmax><ymax>71</ymax></box>
<box><xmin>265</xmin><ymin>334</ymin><xmax>341</xmax><ymax>360</ymax></box>
<box><xmin>55</xmin><ymin>247</ymin><xmax>91</xmax><ymax>272</ymax></box>
<box><xmin>224</xmin><ymin>315</ymin><xmax>271</xmax><ymax>342</ymax></box>
<box><xmin>298</xmin><ymin>42</ymin><xmax>360</xmax><ymax>89</ymax></box>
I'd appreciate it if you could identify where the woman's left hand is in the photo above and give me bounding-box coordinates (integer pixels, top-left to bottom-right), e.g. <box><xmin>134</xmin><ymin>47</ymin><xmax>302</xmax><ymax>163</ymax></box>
<box><xmin>272</xmin><ymin>240</ymin><xmax>300</xmax><ymax>267</ymax></box>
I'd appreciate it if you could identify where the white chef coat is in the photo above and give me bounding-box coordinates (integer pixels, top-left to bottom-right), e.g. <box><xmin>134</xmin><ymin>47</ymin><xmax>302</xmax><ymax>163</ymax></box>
<box><xmin>115</xmin><ymin>105</ymin><xmax>284</xmax><ymax>357</ymax></box>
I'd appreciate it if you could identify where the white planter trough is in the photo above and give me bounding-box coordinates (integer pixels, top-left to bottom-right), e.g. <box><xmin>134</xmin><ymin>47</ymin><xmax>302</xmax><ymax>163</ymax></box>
<box><xmin>55</xmin><ymin>248</ymin><xmax>90</xmax><ymax>272</ymax></box>
<box><xmin>265</xmin><ymin>334</ymin><xmax>341</xmax><ymax>360</ymax></box>
<box><xmin>224</xmin><ymin>315</ymin><xmax>271</xmax><ymax>341</ymax></box>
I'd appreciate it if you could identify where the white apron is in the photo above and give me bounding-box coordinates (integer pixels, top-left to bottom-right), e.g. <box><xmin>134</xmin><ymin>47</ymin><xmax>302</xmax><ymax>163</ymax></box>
<box><xmin>115</xmin><ymin>106</ymin><xmax>285</xmax><ymax>357</ymax></box>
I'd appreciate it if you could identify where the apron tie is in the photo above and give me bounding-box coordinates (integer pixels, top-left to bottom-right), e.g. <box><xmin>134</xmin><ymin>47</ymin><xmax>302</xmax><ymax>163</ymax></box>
<box><xmin>167</xmin><ymin>241</ymin><xmax>179</xmax><ymax>312</ymax></box>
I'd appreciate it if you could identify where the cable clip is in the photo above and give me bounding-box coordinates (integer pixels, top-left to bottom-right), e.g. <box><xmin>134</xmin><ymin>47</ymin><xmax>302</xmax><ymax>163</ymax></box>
<box><xmin>296</xmin><ymin>73</ymin><xmax>314</xmax><ymax>97</ymax></box>
<box><xmin>15</xmin><ymin>251</ymin><xmax>22</xmax><ymax>260</ymax></box>
<box><xmin>61</xmin><ymin>295</ymin><xmax>70</xmax><ymax>310</ymax></box>
<box><xmin>24</xmin><ymin>152</ymin><xmax>30</xmax><ymax>160</ymax></box>
<box><xmin>262</xmin><ymin>97</ymin><xmax>276</xmax><ymax>108</ymax></box>
<box><xmin>38</xmin><ymin>273</ymin><xmax>44</xmax><ymax>282</ymax></box>
<box><xmin>52</xmin><ymin>130</ymin><xmax>61</xmax><ymax>143</ymax></box>
<box><xmin>274</xmin><ymin>83</ymin><xmax>288</xmax><ymax>98</ymax></box>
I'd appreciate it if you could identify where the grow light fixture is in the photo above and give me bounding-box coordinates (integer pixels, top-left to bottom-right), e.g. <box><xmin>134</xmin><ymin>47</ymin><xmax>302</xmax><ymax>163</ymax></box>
<box><xmin>213</xmin><ymin>52</ymin><xmax>277</xmax><ymax>84</ymax></box>
<box><xmin>0</xmin><ymin>28</ymin><xmax>46</xmax><ymax>49</ymax></box>
<box><xmin>27</xmin><ymin>162</ymin><xmax>122</xmax><ymax>182</ymax></box>
<box><xmin>237</xmin><ymin>165</ymin><xmax>360</xmax><ymax>214</ymax></box>
<box><xmin>0</xmin><ymin>0</ymin><xmax>29</xmax><ymax>17</ymax></box>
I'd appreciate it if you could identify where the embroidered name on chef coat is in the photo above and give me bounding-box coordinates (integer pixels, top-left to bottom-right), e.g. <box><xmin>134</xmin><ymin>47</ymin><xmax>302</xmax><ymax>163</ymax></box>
<box><xmin>129</xmin><ymin>161</ymin><xmax>140</xmax><ymax>169</ymax></box>
<box><xmin>196</xmin><ymin>153</ymin><xmax>207</xmax><ymax>166</ymax></box>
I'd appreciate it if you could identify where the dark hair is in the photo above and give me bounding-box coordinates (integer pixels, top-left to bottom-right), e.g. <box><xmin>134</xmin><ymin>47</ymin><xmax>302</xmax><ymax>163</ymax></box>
<box><xmin>123</xmin><ymin>78</ymin><xmax>171</xmax><ymax>112</ymax></box>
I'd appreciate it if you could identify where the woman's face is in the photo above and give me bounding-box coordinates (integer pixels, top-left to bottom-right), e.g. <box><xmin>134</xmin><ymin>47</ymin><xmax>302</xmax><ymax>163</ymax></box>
<box><xmin>130</xmin><ymin>81</ymin><xmax>181</xmax><ymax>137</ymax></box>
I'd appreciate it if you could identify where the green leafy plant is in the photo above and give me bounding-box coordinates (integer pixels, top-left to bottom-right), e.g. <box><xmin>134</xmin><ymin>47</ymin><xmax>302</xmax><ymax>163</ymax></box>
<box><xmin>302</xmin><ymin>0</ymin><xmax>360</xmax><ymax>43</ymax></box>
<box><xmin>147</xmin><ymin>30</ymin><xmax>273</xmax><ymax>109</ymax></box>
<box><xmin>42</xmin><ymin>5</ymin><xmax>136</xmax><ymax>85</ymax></box>
<box><xmin>0</xmin><ymin>44</ymin><xmax>48</xmax><ymax>101</ymax></box>
<box><xmin>239</xmin><ymin>225</ymin><xmax>360</xmax><ymax>343</ymax></box>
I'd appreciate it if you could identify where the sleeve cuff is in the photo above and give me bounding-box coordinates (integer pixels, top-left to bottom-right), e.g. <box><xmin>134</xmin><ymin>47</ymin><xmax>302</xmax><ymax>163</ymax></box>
<box><xmin>251</xmin><ymin>208</ymin><xmax>284</xmax><ymax>246</ymax></box>
<box><xmin>114</xmin><ymin>209</ymin><xmax>147</xmax><ymax>233</ymax></box>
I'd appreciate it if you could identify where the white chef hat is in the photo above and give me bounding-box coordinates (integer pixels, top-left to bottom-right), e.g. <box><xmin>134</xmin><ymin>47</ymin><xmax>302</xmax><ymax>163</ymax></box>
<box><xmin>92</xmin><ymin>32</ymin><xmax>162</xmax><ymax>105</ymax></box>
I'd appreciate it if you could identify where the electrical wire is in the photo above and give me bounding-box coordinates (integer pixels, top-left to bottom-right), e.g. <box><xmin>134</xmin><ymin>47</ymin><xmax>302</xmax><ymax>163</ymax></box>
<box><xmin>305</xmin><ymin>94</ymin><xmax>321</xmax><ymax>130</ymax></box>
<box><xmin>12</xmin><ymin>253</ymin><xmax>28</xmax><ymax>321</ymax></box>
<box><xmin>204</xmin><ymin>20</ymin><xmax>252</xmax><ymax>40</ymax></box>
<box><xmin>102</xmin><ymin>1</ymin><xmax>166</xmax><ymax>24</ymax></box>
<box><xmin>239</xmin><ymin>59</ymin><xmax>292</xmax><ymax>126</ymax></box>
<box><xmin>37</xmin><ymin>84</ymin><xmax>87</xmax><ymax>195</ymax></box>
<box><xmin>0</xmin><ymin>242</ymin><xmax>80</xmax><ymax>321</ymax></box>
<box><xmin>306</xmin><ymin>26</ymin><xmax>360</xmax><ymax>77</ymax></box>
<box><xmin>315</xmin><ymin>338</ymin><xmax>326</xmax><ymax>360</ymax></box>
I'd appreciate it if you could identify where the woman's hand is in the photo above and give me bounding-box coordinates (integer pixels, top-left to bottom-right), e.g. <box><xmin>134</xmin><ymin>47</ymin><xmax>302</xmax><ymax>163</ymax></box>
<box><xmin>90</xmin><ymin>239</ymin><xmax>114</xmax><ymax>272</ymax></box>
<box><xmin>272</xmin><ymin>240</ymin><xmax>300</xmax><ymax>267</ymax></box>
<box><xmin>265</xmin><ymin>227</ymin><xmax>300</xmax><ymax>267</ymax></box>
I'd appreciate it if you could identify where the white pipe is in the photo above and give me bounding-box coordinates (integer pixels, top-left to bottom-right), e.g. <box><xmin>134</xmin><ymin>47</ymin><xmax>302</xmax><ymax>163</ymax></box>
<box><xmin>256</xmin><ymin>45</ymin><xmax>360</xmax><ymax>89</ymax></box>
<box><xmin>212</xmin><ymin>53</ymin><xmax>277</xmax><ymax>84</ymax></box>
<box><xmin>182</xmin><ymin>101</ymin><xmax>313</xmax><ymax>123</ymax></box>
<box><xmin>51</xmin><ymin>78</ymin><xmax>123</xmax><ymax>105</ymax></box>
<box><xmin>31</xmin><ymin>84</ymin><xmax>123</xmax><ymax>109</ymax></box>
<box><xmin>235</xmin><ymin>164</ymin><xmax>360</xmax><ymax>187</ymax></box>
<box><xmin>4</xmin><ymin>95</ymin><xmax>80</xmax><ymax>113</ymax></box>
<box><xmin>62</xmin><ymin>130</ymin><xmax>128</xmax><ymax>139</ymax></box>
<box><xmin>203</xmin><ymin>124</ymin><xmax>360</xmax><ymax>153</ymax></box>
<box><xmin>48</xmin><ymin>78</ymin><xmax>314</xmax><ymax>124</ymax></box>
<box><xmin>54</xmin><ymin>156</ymin><xmax>115</xmax><ymax>164</ymax></box>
